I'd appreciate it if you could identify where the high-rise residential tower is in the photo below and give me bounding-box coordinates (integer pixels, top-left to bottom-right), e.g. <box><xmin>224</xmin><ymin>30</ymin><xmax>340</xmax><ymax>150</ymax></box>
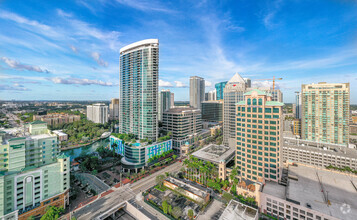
<box><xmin>109</xmin><ymin>98</ymin><xmax>120</xmax><ymax>120</ymax></box>
<box><xmin>295</xmin><ymin>92</ymin><xmax>301</xmax><ymax>119</ymax></box>
<box><xmin>215</xmin><ymin>81</ymin><xmax>228</xmax><ymax>100</ymax></box>
<box><xmin>86</xmin><ymin>103</ymin><xmax>108</xmax><ymax>124</ymax></box>
<box><xmin>301</xmin><ymin>82</ymin><xmax>350</xmax><ymax>145</ymax></box>
<box><xmin>236</xmin><ymin>89</ymin><xmax>283</xmax><ymax>183</ymax></box>
<box><xmin>189</xmin><ymin>76</ymin><xmax>205</xmax><ymax>109</ymax></box>
<box><xmin>223</xmin><ymin>73</ymin><xmax>247</xmax><ymax>145</ymax></box>
<box><xmin>119</xmin><ymin>39</ymin><xmax>159</xmax><ymax>140</ymax></box>
<box><xmin>158</xmin><ymin>89</ymin><xmax>171</xmax><ymax>121</ymax></box>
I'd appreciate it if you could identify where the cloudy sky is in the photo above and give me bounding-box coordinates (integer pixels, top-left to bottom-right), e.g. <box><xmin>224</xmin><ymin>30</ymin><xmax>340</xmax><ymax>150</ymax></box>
<box><xmin>0</xmin><ymin>0</ymin><xmax>356</xmax><ymax>103</ymax></box>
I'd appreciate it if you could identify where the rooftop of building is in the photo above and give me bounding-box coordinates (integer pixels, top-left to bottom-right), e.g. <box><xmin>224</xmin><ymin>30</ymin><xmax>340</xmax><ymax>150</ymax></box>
<box><xmin>262</xmin><ymin>164</ymin><xmax>357</xmax><ymax>220</ymax></box>
<box><xmin>283</xmin><ymin>137</ymin><xmax>357</xmax><ymax>157</ymax></box>
<box><xmin>120</xmin><ymin>39</ymin><xmax>159</xmax><ymax>53</ymax></box>
<box><xmin>219</xmin><ymin>199</ymin><xmax>258</xmax><ymax>220</ymax></box>
<box><xmin>165</xmin><ymin>177</ymin><xmax>210</xmax><ymax>199</ymax></box>
<box><xmin>191</xmin><ymin>144</ymin><xmax>235</xmax><ymax>164</ymax></box>
<box><xmin>201</xmin><ymin>100</ymin><xmax>223</xmax><ymax>104</ymax></box>
<box><xmin>164</xmin><ymin>107</ymin><xmax>200</xmax><ymax>114</ymax></box>
<box><xmin>227</xmin><ymin>72</ymin><xmax>246</xmax><ymax>84</ymax></box>
<box><xmin>52</xmin><ymin>130</ymin><xmax>67</xmax><ymax>136</ymax></box>
<box><xmin>29</xmin><ymin>120</ymin><xmax>47</xmax><ymax>125</ymax></box>
<box><xmin>28</xmin><ymin>133</ymin><xmax>55</xmax><ymax>140</ymax></box>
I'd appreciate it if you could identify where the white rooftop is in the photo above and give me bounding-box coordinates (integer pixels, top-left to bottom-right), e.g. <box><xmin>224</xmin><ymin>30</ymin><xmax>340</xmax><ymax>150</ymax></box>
<box><xmin>227</xmin><ymin>72</ymin><xmax>246</xmax><ymax>84</ymax></box>
<box><xmin>120</xmin><ymin>39</ymin><xmax>159</xmax><ymax>53</ymax></box>
<box><xmin>263</xmin><ymin>165</ymin><xmax>357</xmax><ymax>220</ymax></box>
<box><xmin>219</xmin><ymin>200</ymin><xmax>258</xmax><ymax>220</ymax></box>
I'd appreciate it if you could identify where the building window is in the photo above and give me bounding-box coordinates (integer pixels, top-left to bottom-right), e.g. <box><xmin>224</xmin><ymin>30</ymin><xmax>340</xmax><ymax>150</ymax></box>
<box><xmin>253</xmin><ymin>99</ymin><xmax>257</xmax><ymax>105</ymax></box>
<box><xmin>258</xmin><ymin>99</ymin><xmax>262</xmax><ymax>105</ymax></box>
<box><xmin>248</xmin><ymin>98</ymin><xmax>251</xmax><ymax>105</ymax></box>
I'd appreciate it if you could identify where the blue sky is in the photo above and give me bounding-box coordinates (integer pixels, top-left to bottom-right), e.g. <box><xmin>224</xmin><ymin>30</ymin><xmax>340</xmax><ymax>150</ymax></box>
<box><xmin>0</xmin><ymin>0</ymin><xmax>356</xmax><ymax>103</ymax></box>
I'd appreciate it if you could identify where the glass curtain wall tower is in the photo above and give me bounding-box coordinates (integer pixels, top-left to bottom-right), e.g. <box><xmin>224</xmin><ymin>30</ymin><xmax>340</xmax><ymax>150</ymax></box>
<box><xmin>119</xmin><ymin>39</ymin><xmax>159</xmax><ymax>141</ymax></box>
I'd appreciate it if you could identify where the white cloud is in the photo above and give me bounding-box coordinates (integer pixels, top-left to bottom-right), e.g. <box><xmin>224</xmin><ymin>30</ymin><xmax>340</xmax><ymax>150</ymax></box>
<box><xmin>91</xmin><ymin>52</ymin><xmax>108</xmax><ymax>67</ymax></box>
<box><xmin>47</xmin><ymin>77</ymin><xmax>116</xmax><ymax>86</ymax></box>
<box><xmin>159</xmin><ymin>80</ymin><xmax>173</xmax><ymax>87</ymax></box>
<box><xmin>70</xmin><ymin>45</ymin><xmax>78</xmax><ymax>53</ymax></box>
<box><xmin>174</xmin><ymin>81</ymin><xmax>187</xmax><ymax>88</ymax></box>
<box><xmin>262</xmin><ymin>0</ymin><xmax>283</xmax><ymax>29</ymax></box>
<box><xmin>0</xmin><ymin>57</ymin><xmax>50</xmax><ymax>73</ymax></box>
<box><xmin>0</xmin><ymin>84</ymin><xmax>30</xmax><ymax>91</ymax></box>
<box><xmin>0</xmin><ymin>9</ymin><xmax>50</xmax><ymax>31</ymax></box>
<box><xmin>116</xmin><ymin>0</ymin><xmax>175</xmax><ymax>13</ymax></box>
<box><xmin>205</xmin><ymin>81</ymin><xmax>212</xmax><ymax>87</ymax></box>
<box><xmin>252</xmin><ymin>80</ymin><xmax>274</xmax><ymax>89</ymax></box>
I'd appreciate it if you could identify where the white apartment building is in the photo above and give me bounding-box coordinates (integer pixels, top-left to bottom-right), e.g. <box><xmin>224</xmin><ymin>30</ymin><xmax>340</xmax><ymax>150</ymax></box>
<box><xmin>86</xmin><ymin>103</ymin><xmax>108</xmax><ymax>124</ymax></box>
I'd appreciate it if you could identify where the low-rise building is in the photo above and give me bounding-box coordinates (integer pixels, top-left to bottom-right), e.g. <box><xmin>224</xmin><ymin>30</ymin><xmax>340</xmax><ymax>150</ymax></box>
<box><xmin>260</xmin><ymin>164</ymin><xmax>357</xmax><ymax>220</ymax></box>
<box><xmin>52</xmin><ymin>130</ymin><xmax>68</xmax><ymax>142</ymax></box>
<box><xmin>282</xmin><ymin>137</ymin><xmax>357</xmax><ymax>170</ymax></box>
<box><xmin>163</xmin><ymin>177</ymin><xmax>210</xmax><ymax>204</ymax></box>
<box><xmin>33</xmin><ymin>113</ymin><xmax>80</xmax><ymax>126</ymax></box>
<box><xmin>109</xmin><ymin>135</ymin><xmax>173</xmax><ymax>172</ymax></box>
<box><xmin>219</xmin><ymin>199</ymin><xmax>258</xmax><ymax>220</ymax></box>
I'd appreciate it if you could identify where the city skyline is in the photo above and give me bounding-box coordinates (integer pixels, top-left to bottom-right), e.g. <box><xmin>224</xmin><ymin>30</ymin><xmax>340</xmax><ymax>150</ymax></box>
<box><xmin>0</xmin><ymin>0</ymin><xmax>357</xmax><ymax>103</ymax></box>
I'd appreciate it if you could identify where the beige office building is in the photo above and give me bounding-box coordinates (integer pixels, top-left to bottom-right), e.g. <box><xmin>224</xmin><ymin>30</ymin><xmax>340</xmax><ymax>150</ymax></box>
<box><xmin>236</xmin><ymin>89</ymin><xmax>283</xmax><ymax>183</ymax></box>
<box><xmin>301</xmin><ymin>82</ymin><xmax>350</xmax><ymax>145</ymax></box>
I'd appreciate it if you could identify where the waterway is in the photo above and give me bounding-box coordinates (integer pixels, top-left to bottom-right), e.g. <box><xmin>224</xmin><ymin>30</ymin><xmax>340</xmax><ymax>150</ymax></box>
<box><xmin>61</xmin><ymin>137</ymin><xmax>110</xmax><ymax>161</ymax></box>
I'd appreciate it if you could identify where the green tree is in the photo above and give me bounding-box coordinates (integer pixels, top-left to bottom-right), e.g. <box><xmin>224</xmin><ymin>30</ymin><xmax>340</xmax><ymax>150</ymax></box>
<box><xmin>27</xmin><ymin>216</ymin><xmax>35</xmax><ymax>220</ymax></box>
<box><xmin>156</xmin><ymin>174</ymin><xmax>166</xmax><ymax>187</ymax></box>
<box><xmin>172</xmin><ymin>206</ymin><xmax>182</xmax><ymax>219</ymax></box>
<box><xmin>188</xmin><ymin>209</ymin><xmax>194</xmax><ymax>220</ymax></box>
<box><xmin>162</xmin><ymin>200</ymin><xmax>169</xmax><ymax>214</ymax></box>
<box><xmin>222</xmin><ymin>192</ymin><xmax>234</xmax><ymax>204</ymax></box>
<box><xmin>168</xmin><ymin>205</ymin><xmax>172</xmax><ymax>215</ymax></box>
<box><xmin>172</xmin><ymin>155</ymin><xmax>177</xmax><ymax>160</ymax></box>
<box><xmin>40</xmin><ymin>206</ymin><xmax>64</xmax><ymax>220</ymax></box>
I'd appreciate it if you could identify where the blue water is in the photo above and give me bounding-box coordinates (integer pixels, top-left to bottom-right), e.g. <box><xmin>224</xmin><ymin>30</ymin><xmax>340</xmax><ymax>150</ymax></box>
<box><xmin>61</xmin><ymin>137</ymin><xmax>109</xmax><ymax>161</ymax></box>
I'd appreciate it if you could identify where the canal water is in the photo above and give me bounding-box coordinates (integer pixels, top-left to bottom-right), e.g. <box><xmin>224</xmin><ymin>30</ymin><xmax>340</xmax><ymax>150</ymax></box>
<box><xmin>61</xmin><ymin>137</ymin><xmax>109</xmax><ymax>161</ymax></box>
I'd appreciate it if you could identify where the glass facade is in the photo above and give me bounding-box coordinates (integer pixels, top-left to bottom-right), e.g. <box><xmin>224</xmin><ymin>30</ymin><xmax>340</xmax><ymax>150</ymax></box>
<box><xmin>119</xmin><ymin>40</ymin><xmax>159</xmax><ymax>141</ymax></box>
<box><xmin>215</xmin><ymin>81</ymin><xmax>227</xmax><ymax>100</ymax></box>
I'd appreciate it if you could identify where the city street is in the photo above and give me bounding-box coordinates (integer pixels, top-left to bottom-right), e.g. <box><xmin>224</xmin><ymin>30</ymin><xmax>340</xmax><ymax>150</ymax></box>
<box><xmin>72</xmin><ymin>161</ymin><xmax>184</xmax><ymax>219</ymax></box>
<box><xmin>76</xmin><ymin>172</ymin><xmax>110</xmax><ymax>194</ymax></box>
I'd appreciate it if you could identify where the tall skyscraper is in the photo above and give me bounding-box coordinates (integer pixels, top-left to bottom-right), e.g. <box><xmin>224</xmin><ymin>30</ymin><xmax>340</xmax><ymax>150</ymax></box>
<box><xmin>295</xmin><ymin>92</ymin><xmax>302</xmax><ymax>119</ymax></box>
<box><xmin>189</xmin><ymin>76</ymin><xmax>205</xmax><ymax>109</ymax></box>
<box><xmin>223</xmin><ymin>73</ymin><xmax>247</xmax><ymax>145</ymax></box>
<box><xmin>170</xmin><ymin>93</ymin><xmax>175</xmax><ymax>108</ymax></box>
<box><xmin>215</xmin><ymin>81</ymin><xmax>228</xmax><ymax>100</ymax></box>
<box><xmin>0</xmin><ymin>121</ymin><xmax>69</xmax><ymax>219</ymax></box>
<box><xmin>236</xmin><ymin>89</ymin><xmax>283</xmax><ymax>183</ymax></box>
<box><xmin>119</xmin><ymin>39</ymin><xmax>159</xmax><ymax>140</ymax></box>
<box><xmin>109</xmin><ymin>98</ymin><xmax>119</xmax><ymax>120</ymax></box>
<box><xmin>158</xmin><ymin>89</ymin><xmax>171</xmax><ymax>121</ymax></box>
<box><xmin>301</xmin><ymin>82</ymin><xmax>350</xmax><ymax>145</ymax></box>
<box><xmin>87</xmin><ymin>103</ymin><xmax>108</xmax><ymax>124</ymax></box>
